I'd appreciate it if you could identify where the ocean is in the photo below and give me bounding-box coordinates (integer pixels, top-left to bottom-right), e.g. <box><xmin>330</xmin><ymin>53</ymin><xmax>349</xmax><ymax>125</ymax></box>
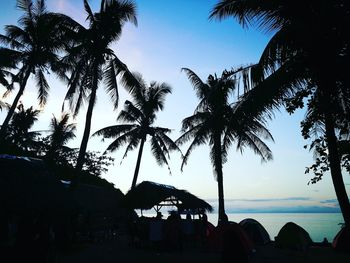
<box><xmin>207</xmin><ymin>213</ymin><xmax>344</xmax><ymax>242</ymax></box>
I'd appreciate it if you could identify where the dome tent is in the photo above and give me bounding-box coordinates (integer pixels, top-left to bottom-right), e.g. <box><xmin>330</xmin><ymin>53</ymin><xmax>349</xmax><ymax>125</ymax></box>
<box><xmin>332</xmin><ymin>226</ymin><xmax>350</xmax><ymax>253</ymax></box>
<box><xmin>207</xmin><ymin>221</ymin><xmax>254</xmax><ymax>253</ymax></box>
<box><xmin>275</xmin><ymin>222</ymin><xmax>312</xmax><ymax>250</ymax></box>
<box><xmin>239</xmin><ymin>218</ymin><xmax>271</xmax><ymax>245</ymax></box>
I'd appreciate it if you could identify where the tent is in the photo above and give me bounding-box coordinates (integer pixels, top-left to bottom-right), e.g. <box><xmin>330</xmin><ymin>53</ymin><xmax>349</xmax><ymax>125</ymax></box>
<box><xmin>275</xmin><ymin>222</ymin><xmax>313</xmax><ymax>250</ymax></box>
<box><xmin>239</xmin><ymin>218</ymin><xmax>271</xmax><ymax>245</ymax></box>
<box><xmin>207</xmin><ymin>221</ymin><xmax>254</xmax><ymax>253</ymax></box>
<box><xmin>123</xmin><ymin>181</ymin><xmax>213</xmax><ymax>214</ymax></box>
<box><xmin>332</xmin><ymin>226</ymin><xmax>350</xmax><ymax>253</ymax></box>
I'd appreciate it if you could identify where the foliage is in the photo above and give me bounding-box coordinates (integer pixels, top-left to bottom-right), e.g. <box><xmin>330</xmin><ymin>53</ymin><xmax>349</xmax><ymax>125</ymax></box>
<box><xmin>0</xmin><ymin>0</ymin><xmax>72</xmax><ymax>138</ymax></box>
<box><xmin>47</xmin><ymin>150</ymin><xmax>115</xmax><ymax>188</ymax></box>
<box><xmin>93</xmin><ymin>73</ymin><xmax>181</xmax><ymax>188</ymax></box>
<box><xmin>57</xmin><ymin>0</ymin><xmax>140</xmax><ymax>172</ymax></box>
<box><xmin>0</xmin><ymin>104</ymin><xmax>41</xmax><ymax>155</ymax></box>
<box><xmin>0</xmin><ymin>104</ymin><xmax>114</xmax><ymax>188</ymax></box>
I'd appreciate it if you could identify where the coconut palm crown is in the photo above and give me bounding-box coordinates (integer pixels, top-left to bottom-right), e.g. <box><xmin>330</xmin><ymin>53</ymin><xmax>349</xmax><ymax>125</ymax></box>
<box><xmin>93</xmin><ymin>73</ymin><xmax>181</xmax><ymax>189</ymax></box>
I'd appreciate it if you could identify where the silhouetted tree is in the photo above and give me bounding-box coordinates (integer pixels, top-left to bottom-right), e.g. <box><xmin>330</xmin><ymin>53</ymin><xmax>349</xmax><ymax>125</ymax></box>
<box><xmin>45</xmin><ymin>113</ymin><xmax>76</xmax><ymax>162</ymax></box>
<box><xmin>0</xmin><ymin>0</ymin><xmax>69</xmax><ymax>139</ymax></box>
<box><xmin>1</xmin><ymin>103</ymin><xmax>41</xmax><ymax>155</ymax></box>
<box><xmin>60</xmin><ymin>0</ymin><xmax>141</xmax><ymax>176</ymax></box>
<box><xmin>93</xmin><ymin>73</ymin><xmax>181</xmax><ymax>189</ymax></box>
<box><xmin>176</xmin><ymin>68</ymin><xmax>273</xmax><ymax>224</ymax></box>
<box><xmin>210</xmin><ymin>0</ymin><xmax>350</xmax><ymax>226</ymax></box>
<box><xmin>0</xmin><ymin>47</ymin><xmax>17</xmax><ymax>90</ymax></box>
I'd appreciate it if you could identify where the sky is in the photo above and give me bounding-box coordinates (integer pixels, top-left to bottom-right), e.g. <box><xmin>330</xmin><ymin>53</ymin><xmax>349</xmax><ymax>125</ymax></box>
<box><xmin>1</xmin><ymin>0</ymin><xmax>349</xmax><ymax>214</ymax></box>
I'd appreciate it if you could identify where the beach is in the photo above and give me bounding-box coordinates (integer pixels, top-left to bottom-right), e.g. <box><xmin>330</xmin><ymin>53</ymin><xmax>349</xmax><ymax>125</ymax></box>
<box><xmin>58</xmin><ymin>235</ymin><xmax>350</xmax><ymax>263</ymax></box>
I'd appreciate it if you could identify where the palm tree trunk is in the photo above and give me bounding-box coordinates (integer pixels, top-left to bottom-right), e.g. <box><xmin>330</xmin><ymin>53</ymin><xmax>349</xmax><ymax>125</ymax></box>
<box><xmin>317</xmin><ymin>70</ymin><xmax>350</xmax><ymax>226</ymax></box>
<box><xmin>131</xmin><ymin>138</ymin><xmax>145</xmax><ymax>189</ymax></box>
<box><xmin>324</xmin><ymin>113</ymin><xmax>350</xmax><ymax>226</ymax></box>
<box><xmin>75</xmin><ymin>85</ymin><xmax>97</xmax><ymax>176</ymax></box>
<box><xmin>0</xmin><ymin>70</ymin><xmax>30</xmax><ymax>140</ymax></box>
<box><xmin>214</xmin><ymin>133</ymin><xmax>226</xmax><ymax>225</ymax></box>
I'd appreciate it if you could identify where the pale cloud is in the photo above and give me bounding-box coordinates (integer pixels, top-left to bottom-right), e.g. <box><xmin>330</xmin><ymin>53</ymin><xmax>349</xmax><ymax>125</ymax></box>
<box><xmin>47</xmin><ymin>0</ymin><xmax>86</xmax><ymax>24</ymax></box>
<box><xmin>205</xmin><ymin>197</ymin><xmax>342</xmax><ymax>213</ymax></box>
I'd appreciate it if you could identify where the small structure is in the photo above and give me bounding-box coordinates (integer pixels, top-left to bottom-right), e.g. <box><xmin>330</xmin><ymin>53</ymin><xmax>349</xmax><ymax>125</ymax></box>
<box><xmin>123</xmin><ymin>181</ymin><xmax>212</xmax><ymax>249</ymax></box>
<box><xmin>123</xmin><ymin>181</ymin><xmax>213</xmax><ymax>215</ymax></box>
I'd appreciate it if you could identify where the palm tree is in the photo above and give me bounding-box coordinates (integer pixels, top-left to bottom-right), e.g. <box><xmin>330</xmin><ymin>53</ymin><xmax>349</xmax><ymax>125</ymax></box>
<box><xmin>45</xmin><ymin>113</ymin><xmax>76</xmax><ymax>162</ymax></box>
<box><xmin>0</xmin><ymin>0</ymin><xmax>69</xmax><ymax>139</ymax></box>
<box><xmin>210</xmin><ymin>0</ymin><xmax>350</xmax><ymax>226</ymax></box>
<box><xmin>176</xmin><ymin>68</ymin><xmax>273</xmax><ymax>224</ymax></box>
<box><xmin>0</xmin><ymin>47</ymin><xmax>17</xmax><ymax>112</ymax></box>
<box><xmin>61</xmin><ymin>0</ymin><xmax>140</xmax><ymax>174</ymax></box>
<box><xmin>0</xmin><ymin>47</ymin><xmax>17</xmax><ymax>90</ymax></box>
<box><xmin>93</xmin><ymin>74</ymin><xmax>181</xmax><ymax>189</ymax></box>
<box><xmin>1</xmin><ymin>103</ymin><xmax>41</xmax><ymax>155</ymax></box>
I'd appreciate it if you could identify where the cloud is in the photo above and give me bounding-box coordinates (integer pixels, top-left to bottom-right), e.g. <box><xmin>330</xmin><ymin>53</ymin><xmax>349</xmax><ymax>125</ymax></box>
<box><xmin>47</xmin><ymin>0</ymin><xmax>86</xmax><ymax>24</ymax></box>
<box><xmin>225</xmin><ymin>197</ymin><xmax>311</xmax><ymax>202</ymax></box>
<box><xmin>225</xmin><ymin>205</ymin><xmax>341</xmax><ymax>213</ymax></box>
<box><xmin>205</xmin><ymin>197</ymin><xmax>343</xmax><ymax>213</ymax></box>
<box><xmin>320</xmin><ymin>199</ymin><xmax>339</xmax><ymax>204</ymax></box>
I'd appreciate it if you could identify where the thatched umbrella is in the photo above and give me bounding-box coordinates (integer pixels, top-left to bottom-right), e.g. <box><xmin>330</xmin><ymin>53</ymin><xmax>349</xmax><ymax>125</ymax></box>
<box><xmin>123</xmin><ymin>181</ymin><xmax>213</xmax><ymax>214</ymax></box>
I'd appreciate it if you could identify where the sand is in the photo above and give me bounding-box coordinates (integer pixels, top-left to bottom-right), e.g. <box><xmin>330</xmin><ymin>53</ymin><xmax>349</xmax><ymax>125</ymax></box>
<box><xmin>57</xmin><ymin>235</ymin><xmax>350</xmax><ymax>263</ymax></box>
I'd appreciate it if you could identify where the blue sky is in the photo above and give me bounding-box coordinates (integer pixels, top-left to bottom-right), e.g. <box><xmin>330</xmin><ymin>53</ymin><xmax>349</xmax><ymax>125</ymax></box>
<box><xmin>1</xmin><ymin>0</ymin><xmax>349</xmax><ymax>214</ymax></box>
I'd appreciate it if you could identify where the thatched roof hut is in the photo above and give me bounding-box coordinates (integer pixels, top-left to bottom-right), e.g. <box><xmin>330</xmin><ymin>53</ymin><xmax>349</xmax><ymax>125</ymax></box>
<box><xmin>123</xmin><ymin>181</ymin><xmax>213</xmax><ymax>214</ymax></box>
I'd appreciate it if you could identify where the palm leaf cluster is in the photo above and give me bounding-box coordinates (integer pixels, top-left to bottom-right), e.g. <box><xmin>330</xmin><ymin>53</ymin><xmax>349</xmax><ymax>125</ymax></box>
<box><xmin>3</xmin><ymin>104</ymin><xmax>41</xmax><ymax>154</ymax></box>
<box><xmin>94</xmin><ymin>74</ymin><xmax>181</xmax><ymax>189</ymax></box>
<box><xmin>61</xmin><ymin>0</ymin><xmax>138</xmax><ymax>116</ymax></box>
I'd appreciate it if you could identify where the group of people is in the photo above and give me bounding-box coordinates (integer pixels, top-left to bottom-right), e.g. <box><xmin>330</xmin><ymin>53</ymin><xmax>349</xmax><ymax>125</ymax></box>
<box><xmin>128</xmin><ymin>211</ymin><xmax>209</xmax><ymax>251</ymax></box>
<box><xmin>1</xmin><ymin>210</ymin><xmax>56</xmax><ymax>263</ymax></box>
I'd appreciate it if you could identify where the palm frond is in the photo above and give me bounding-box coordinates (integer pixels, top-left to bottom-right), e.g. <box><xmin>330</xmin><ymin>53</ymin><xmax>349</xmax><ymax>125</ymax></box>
<box><xmin>113</xmin><ymin>56</ymin><xmax>144</xmax><ymax>95</ymax></box>
<box><xmin>35</xmin><ymin>68</ymin><xmax>49</xmax><ymax>106</ymax></box>
<box><xmin>104</xmin><ymin>59</ymin><xmax>119</xmax><ymax>109</ymax></box>
<box><xmin>209</xmin><ymin>0</ymin><xmax>286</xmax><ymax>33</ymax></box>
<box><xmin>117</xmin><ymin>100</ymin><xmax>143</xmax><ymax>124</ymax></box>
<box><xmin>150</xmin><ymin>135</ymin><xmax>172</xmax><ymax>175</ymax></box>
<box><xmin>92</xmin><ymin>124</ymin><xmax>136</xmax><ymax>139</ymax></box>
<box><xmin>153</xmin><ymin>127</ymin><xmax>182</xmax><ymax>153</ymax></box>
<box><xmin>104</xmin><ymin>128</ymin><xmax>139</xmax><ymax>154</ymax></box>
<box><xmin>0</xmin><ymin>31</ymin><xmax>27</xmax><ymax>49</ymax></box>
<box><xmin>84</xmin><ymin>0</ymin><xmax>95</xmax><ymax>24</ymax></box>
<box><xmin>181</xmin><ymin>68</ymin><xmax>207</xmax><ymax>99</ymax></box>
<box><xmin>119</xmin><ymin>134</ymin><xmax>140</xmax><ymax>162</ymax></box>
<box><xmin>236</xmin><ymin>130</ymin><xmax>273</xmax><ymax>162</ymax></box>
